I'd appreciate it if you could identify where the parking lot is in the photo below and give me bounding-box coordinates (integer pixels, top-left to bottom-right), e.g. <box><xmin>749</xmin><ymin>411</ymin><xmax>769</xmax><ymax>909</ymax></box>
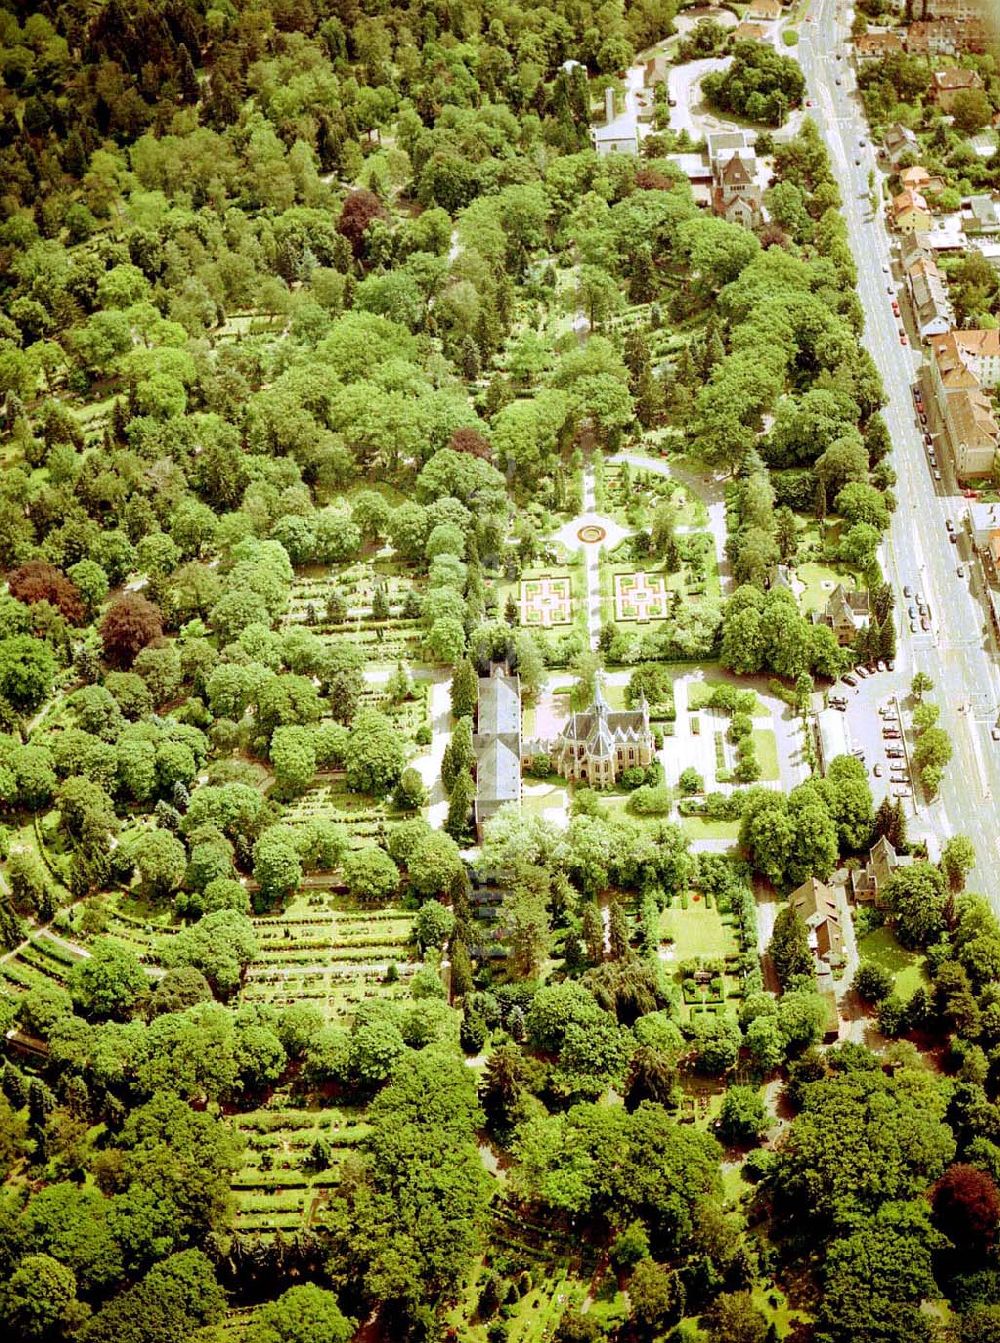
<box><xmin>828</xmin><ymin>666</ymin><xmax>914</xmax><ymax>807</ymax></box>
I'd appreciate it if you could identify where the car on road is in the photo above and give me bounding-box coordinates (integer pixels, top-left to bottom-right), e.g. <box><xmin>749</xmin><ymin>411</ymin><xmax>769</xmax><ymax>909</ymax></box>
<box><xmin>855</xmin><ymin>665</ymin><xmax>870</xmax><ymax>678</ymax></box>
<box><xmin>886</xmin><ymin>748</ymin><xmax>904</xmax><ymax>758</ymax></box>
<box><xmin>914</xmin><ymin>592</ymin><xmax>922</xmax><ymax>605</ymax></box>
<box><xmin>957</xmin><ymin>565</ymin><xmax>965</xmax><ymax>577</ymax></box>
<box><xmin>924</xmin><ymin>434</ymin><xmax>933</xmax><ymax>446</ymax></box>
<box><xmin>907</xmin><ymin>605</ymin><xmax>916</xmax><ymax>619</ymax></box>
<box><xmin>992</xmin><ymin>727</ymin><xmax>1000</xmax><ymax>742</ymax></box>
<box><xmin>805</xmin><ymin>98</ymin><xmax>815</xmax><ymax>107</ymax></box>
<box><xmin>919</xmin><ymin>413</ymin><xmax>927</xmax><ymax>425</ymax></box>
<box><xmin>909</xmin><ymin>618</ymin><xmax>918</xmax><ymax>633</ymax></box>
<box><xmin>946</xmin><ymin>519</ymin><xmax>954</xmax><ymax>532</ymax></box>
<box><xmin>876</xmin><ymin>660</ymin><xmax>887</xmax><ymax>672</ymax></box>
<box><xmin>903</xmin><ymin>585</ymin><xmax>912</xmax><ymax>597</ymax></box>
<box><xmin>842</xmin><ymin>674</ymin><xmax>857</xmax><ymax>687</ymax></box>
<box><xmin>934</xmin><ymin>469</ymin><xmax>942</xmax><ymax>481</ymax></box>
<box><xmin>872</xmin><ymin>763</ymin><xmax>883</xmax><ymax>777</ymax></box>
<box><xmin>667</xmin><ymin>97</ymin><xmax>677</xmax><ymax>106</ymax></box>
<box><xmin>915</xmin><ymin>397</ymin><xmax>924</xmax><ymax>411</ymax></box>
<box><xmin>882</xmin><ymin>263</ymin><xmax>890</xmax><ymax>273</ymax></box>
<box><xmin>900</xmin><ymin>333</ymin><xmax>908</xmax><ymax>345</ymax></box>
<box><xmin>855</xmin><ymin>158</ymin><xmax>862</xmax><ymax>166</ymax></box>
<box><xmin>835</xmin><ymin>77</ymin><xmax>841</xmax><ymax>85</ymax></box>
<box><xmin>921</xmin><ymin>616</ymin><xmax>931</xmax><ymax>630</ymax></box>
<box><xmin>883</xmin><ymin>728</ymin><xmax>901</xmax><ymax>739</ymax></box>
<box><xmin>859</xmin><ymin>138</ymin><xmax>865</xmax><ymax>146</ymax></box>
<box><xmin>887</xmin><ymin>659</ymin><xmax>895</xmax><ymax>671</ymax></box>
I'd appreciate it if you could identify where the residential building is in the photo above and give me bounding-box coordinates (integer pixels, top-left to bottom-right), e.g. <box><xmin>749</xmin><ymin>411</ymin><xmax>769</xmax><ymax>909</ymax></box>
<box><xmin>709</xmin><ymin>133</ymin><xmax>762</xmax><ymax>230</ymax></box>
<box><xmin>883</xmin><ymin>123</ymin><xmax>919</xmax><ymax>168</ymax></box>
<box><xmin>899</xmin><ymin>164</ymin><xmax>945</xmax><ymax>195</ymax></box>
<box><xmin>965</xmin><ymin>194</ymin><xmax>1000</xmax><ymax>235</ymax></box>
<box><xmin>892</xmin><ymin>188</ymin><xmax>932</xmax><ymax>233</ymax></box>
<box><xmin>473</xmin><ymin>667</ymin><xmax>522</xmax><ymax>840</ymax></box>
<box><xmin>746</xmin><ymin>0</ymin><xmax>783</xmax><ymax>20</ymax></box>
<box><xmin>854</xmin><ymin>31</ymin><xmax>904</xmax><ymax>61</ymax></box>
<box><xmin>850</xmin><ymin>835</ymin><xmax>913</xmax><ymax>907</ymax></box>
<box><xmin>591</xmin><ymin>87</ymin><xmax>638</xmax><ymax>157</ymax></box>
<box><xmin>906</xmin><ymin>18</ymin><xmax>987</xmax><ymax>56</ymax></box>
<box><xmin>932</xmin><ymin>65</ymin><xmax>985</xmax><ymax>111</ymax></box>
<box><xmin>922</xmin><ymin>0</ymin><xmax>985</xmax><ymax>18</ymax></box>
<box><xmin>789</xmin><ymin>877</ymin><xmax>845</xmax><ymax>970</ymax></box>
<box><xmin>818</xmin><ymin>584</ymin><xmax>871</xmax><ymax>645</ymax></box>
<box><xmin>929</xmin><ymin>330</ymin><xmax>1000</xmax><ymax>477</ymax></box>
<box><xmin>534</xmin><ymin>678</ymin><xmax>654</xmax><ymax>787</ymax></box>
<box><xmin>666</xmin><ymin>152</ymin><xmax>713</xmax><ymax>209</ymax></box>
<box><xmin>906</xmin><ymin>254</ymin><xmax>953</xmax><ymax>340</ymax></box>
<box><xmin>899</xmin><ymin>232</ymin><xmax>933</xmax><ymax>270</ymax></box>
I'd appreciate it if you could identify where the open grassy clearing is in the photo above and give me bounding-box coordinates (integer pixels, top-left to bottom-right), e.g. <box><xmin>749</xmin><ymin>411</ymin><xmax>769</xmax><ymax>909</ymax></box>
<box><xmin>857</xmin><ymin>926</ymin><xmax>929</xmax><ymax>998</ymax></box>
<box><xmin>752</xmin><ymin>728</ymin><xmax>780</xmax><ymax>782</ymax></box>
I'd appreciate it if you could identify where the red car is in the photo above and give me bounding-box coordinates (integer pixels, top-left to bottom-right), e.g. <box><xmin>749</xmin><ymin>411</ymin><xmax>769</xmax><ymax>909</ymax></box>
<box><xmin>900</xmin><ymin>334</ymin><xmax>908</xmax><ymax>345</ymax></box>
<box><xmin>892</xmin><ymin>302</ymin><xmax>900</xmax><ymax>315</ymax></box>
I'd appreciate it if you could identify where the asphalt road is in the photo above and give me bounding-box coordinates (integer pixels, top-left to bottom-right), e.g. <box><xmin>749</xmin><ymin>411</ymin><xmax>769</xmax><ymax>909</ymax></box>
<box><xmin>799</xmin><ymin>0</ymin><xmax>1000</xmax><ymax>905</ymax></box>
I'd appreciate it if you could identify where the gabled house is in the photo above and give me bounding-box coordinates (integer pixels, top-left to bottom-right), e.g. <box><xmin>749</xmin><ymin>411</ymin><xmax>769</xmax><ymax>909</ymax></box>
<box><xmin>932</xmin><ymin>66</ymin><xmax>985</xmax><ymax>112</ymax></box>
<box><xmin>710</xmin><ymin>141</ymin><xmax>762</xmax><ymax>230</ymax></box>
<box><xmin>850</xmin><ymin>835</ymin><xmax>913</xmax><ymax>907</ymax></box>
<box><xmin>732</xmin><ymin>21</ymin><xmax>768</xmax><ymax>41</ymax></box>
<box><xmin>854</xmin><ymin>31</ymin><xmax>904</xmax><ymax>62</ymax></box>
<box><xmin>899</xmin><ymin>164</ymin><xmax>945</xmax><ymax>195</ymax></box>
<box><xmin>818</xmin><ymin>585</ymin><xmax>870</xmax><ymax>646</ymax></box>
<box><xmin>893</xmin><ymin>188</ymin><xmax>932</xmax><ymax>233</ymax></box>
<box><xmin>789</xmin><ymin>877</ymin><xmax>845</xmax><ymax>970</ymax></box>
<box><xmin>906</xmin><ymin>255</ymin><xmax>953</xmax><ymax>340</ymax></box>
<box><xmin>906</xmin><ymin>18</ymin><xmax>987</xmax><ymax>56</ymax></box>
<box><xmin>883</xmin><ymin>123</ymin><xmax>919</xmax><ymax>168</ymax></box>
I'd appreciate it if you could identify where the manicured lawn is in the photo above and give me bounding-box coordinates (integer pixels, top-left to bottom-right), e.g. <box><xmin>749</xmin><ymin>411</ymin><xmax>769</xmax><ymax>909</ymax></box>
<box><xmin>795</xmin><ymin>561</ymin><xmax>855</xmax><ymax>616</ymax></box>
<box><xmin>857</xmin><ymin>926</ymin><xmax>929</xmax><ymax>998</ymax></box>
<box><xmin>660</xmin><ymin>898</ymin><xmax>739</xmax><ymax>960</ymax></box>
<box><xmin>679</xmin><ymin>817</ymin><xmax>740</xmax><ymax>842</ymax></box>
<box><xmin>753</xmin><ymin>728</ymin><xmax>780</xmax><ymax>782</ymax></box>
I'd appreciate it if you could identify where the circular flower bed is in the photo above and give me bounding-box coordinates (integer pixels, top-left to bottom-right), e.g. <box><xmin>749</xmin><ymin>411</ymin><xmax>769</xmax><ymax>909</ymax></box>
<box><xmin>577</xmin><ymin>524</ymin><xmax>606</xmax><ymax>544</ymax></box>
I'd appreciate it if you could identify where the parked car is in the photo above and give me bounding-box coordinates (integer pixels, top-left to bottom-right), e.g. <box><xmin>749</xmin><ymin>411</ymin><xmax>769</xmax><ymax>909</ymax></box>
<box><xmin>903</xmin><ymin>585</ymin><xmax>913</xmax><ymax>597</ymax></box>
<box><xmin>934</xmin><ymin>470</ymin><xmax>941</xmax><ymax>481</ymax></box>
<box><xmin>946</xmin><ymin>519</ymin><xmax>954</xmax><ymax>532</ymax></box>
<box><xmin>873</xmin><ymin>763</ymin><xmax>883</xmax><ymax>777</ymax></box>
<box><xmin>901</xmin><ymin>334</ymin><xmax>908</xmax><ymax>345</ymax></box>
<box><xmin>883</xmin><ymin>729</ymin><xmax>901</xmax><ymax>739</ymax></box>
<box><xmin>924</xmin><ymin>434</ymin><xmax>932</xmax><ymax>446</ymax></box>
<box><xmin>909</xmin><ymin>619</ymin><xmax>918</xmax><ymax>634</ymax></box>
<box><xmin>876</xmin><ymin>660</ymin><xmax>887</xmax><ymax>672</ymax></box>
<box><xmin>992</xmin><ymin>727</ymin><xmax>1000</xmax><ymax>742</ymax></box>
<box><xmin>907</xmin><ymin>605</ymin><xmax>916</xmax><ymax>619</ymax></box>
<box><xmin>855</xmin><ymin>665</ymin><xmax>870</xmax><ymax>678</ymax></box>
<box><xmin>921</xmin><ymin>616</ymin><xmax>931</xmax><ymax>631</ymax></box>
<box><xmin>882</xmin><ymin>263</ymin><xmax>890</xmax><ymax>273</ymax></box>
<box><xmin>919</xmin><ymin>413</ymin><xmax>927</xmax><ymax>425</ymax></box>
<box><xmin>892</xmin><ymin>300</ymin><xmax>899</xmax><ymax>313</ymax></box>
<box><xmin>887</xmin><ymin>659</ymin><xmax>895</xmax><ymax>671</ymax></box>
<box><xmin>957</xmin><ymin>565</ymin><xmax>965</xmax><ymax>578</ymax></box>
<box><xmin>886</xmin><ymin>748</ymin><xmax>904</xmax><ymax>759</ymax></box>
<box><xmin>843</xmin><ymin>674</ymin><xmax>857</xmax><ymax>687</ymax></box>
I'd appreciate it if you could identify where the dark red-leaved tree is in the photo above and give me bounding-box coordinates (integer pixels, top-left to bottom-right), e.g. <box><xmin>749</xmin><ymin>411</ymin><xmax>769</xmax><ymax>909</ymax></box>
<box><xmin>932</xmin><ymin>1164</ymin><xmax>1000</xmax><ymax>1257</ymax></box>
<box><xmin>100</xmin><ymin>593</ymin><xmax>164</xmax><ymax>669</ymax></box>
<box><xmin>8</xmin><ymin>562</ymin><xmax>85</xmax><ymax>624</ymax></box>
<box><xmin>635</xmin><ymin>167</ymin><xmax>674</xmax><ymax>192</ymax></box>
<box><xmin>337</xmin><ymin>189</ymin><xmax>387</xmax><ymax>260</ymax></box>
<box><xmin>448</xmin><ymin>428</ymin><xmax>493</xmax><ymax>461</ymax></box>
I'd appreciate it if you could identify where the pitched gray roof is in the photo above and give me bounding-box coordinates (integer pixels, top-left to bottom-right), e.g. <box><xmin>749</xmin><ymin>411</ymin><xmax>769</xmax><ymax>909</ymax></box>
<box><xmin>478</xmin><ymin>674</ymin><xmax>520</xmax><ymax>737</ymax></box>
<box><xmin>474</xmin><ymin>737</ymin><xmax>520</xmax><ymax>805</ymax></box>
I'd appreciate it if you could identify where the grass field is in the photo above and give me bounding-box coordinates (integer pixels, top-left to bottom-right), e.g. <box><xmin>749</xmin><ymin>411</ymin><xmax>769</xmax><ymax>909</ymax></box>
<box><xmin>795</xmin><ymin>561</ymin><xmax>855</xmax><ymax>617</ymax></box>
<box><xmin>678</xmin><ymin>817</ymin><xmax>740</xmax><ymax>842</ymax></box>
<box><xmin>753</xmin><ymin>729</ymin><xmax>780</xmax><ymax>782</ymax></box>
<box><xmin>660</xmin><ymin>898</ymin><xmax>739</xmax><ymax>961</ymax></box>
<box><xmin>857</xmin><ymin>926</ymin><xmax>929</xmax><ymax>998</ymax></box>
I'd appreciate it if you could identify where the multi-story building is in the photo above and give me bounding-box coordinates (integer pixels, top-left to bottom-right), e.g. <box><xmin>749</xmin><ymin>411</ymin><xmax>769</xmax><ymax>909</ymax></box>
<box><xmin>906</xmin><ymin>18</ymin><xmax>988</xmax><ymax>55</ymax></box>
<box><xmin>906</xmin><ymin>253</ymin><xmax>953</xmax><ymax>340</ymax></box>
<box><xmin>473</xmin><ymin>667</ymin><xmax>522</xmax><ymax>841</ymax></box>
<box><xmin>929</xmin><ymin>330</ymin><xmax>1000</xmax><ymax>478</ymax></box>
<box><xmin>707</xmin><ymin>132</ymin><xmax>762</xmax><ymax>230</ymax></box>
<box><xmin>892</xmin><ymin>188</ymin><xmax>932</xmax><ymax>233</ymax></box>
